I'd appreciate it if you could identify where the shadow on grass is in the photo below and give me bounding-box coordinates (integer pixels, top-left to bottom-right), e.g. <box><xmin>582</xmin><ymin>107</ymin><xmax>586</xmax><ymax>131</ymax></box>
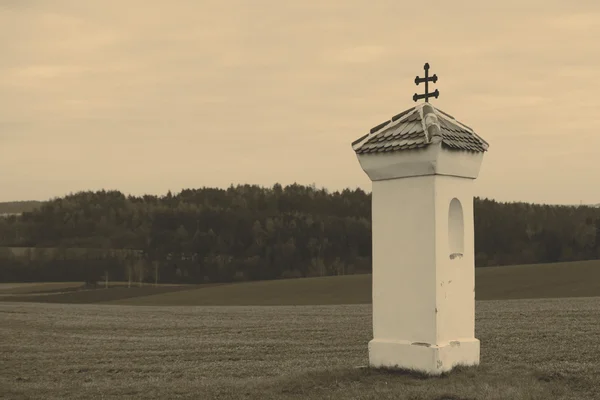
<box><xmin>242</xmin><ymin>364</ymin><xmax>581</xmax><ymax>400</ymax></box>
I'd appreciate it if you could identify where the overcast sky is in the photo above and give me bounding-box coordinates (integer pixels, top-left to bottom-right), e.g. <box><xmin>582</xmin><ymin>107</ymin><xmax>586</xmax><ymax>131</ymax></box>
<box><xmin>1</xmin><ymin>0</ymin><xmax>599</xmax><ymax>205</ymax></box>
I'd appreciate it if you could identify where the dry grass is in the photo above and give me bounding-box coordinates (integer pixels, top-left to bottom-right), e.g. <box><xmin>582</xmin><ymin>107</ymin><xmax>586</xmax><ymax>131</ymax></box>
<box><xmin>109</xmin><ymin>274</ymin><xmax>372</xmax><ymax>306</ymax></box>
<box><xmin>476</xmin><ymin>259</ymin><xmax>600</xmax><ymax>300</ymax></box>
<box><xmin>1</xmin><ymin>297</ymin><xmax>599</xmax><ymax>399</ymax></box>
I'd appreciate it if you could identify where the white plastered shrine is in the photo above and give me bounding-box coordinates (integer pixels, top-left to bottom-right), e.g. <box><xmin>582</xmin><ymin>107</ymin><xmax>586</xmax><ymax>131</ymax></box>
<box><xmin>352</xmin><ymin>101</ymin><xmax>489</xmax><ymax>375</ymax></box>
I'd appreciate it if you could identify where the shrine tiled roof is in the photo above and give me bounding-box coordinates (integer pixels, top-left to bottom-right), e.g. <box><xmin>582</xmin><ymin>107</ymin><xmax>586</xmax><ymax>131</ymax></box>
<box><xmin>351</xmin><ymin>103</ymin><xmax>489</xmax><ymax>155</ymax></box>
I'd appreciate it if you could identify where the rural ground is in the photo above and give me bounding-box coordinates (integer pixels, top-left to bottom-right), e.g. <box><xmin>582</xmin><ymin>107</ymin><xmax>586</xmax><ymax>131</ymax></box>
<box><xmin>2</xmin><ymin>260</ymin><xmax>600</xmax><ymax>305</ymax></box>
<box><xmin>1</xmin><ymin>260</ymin><xmax>600</xmax><ymax>399</ymax></box>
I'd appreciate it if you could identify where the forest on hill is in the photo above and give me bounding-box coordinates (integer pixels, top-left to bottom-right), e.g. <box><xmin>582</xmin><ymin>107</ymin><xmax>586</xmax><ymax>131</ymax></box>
<box><xmin>0</xmin><ymin>184</ymin><xmax>599</xmax><ymax>283</ymax></box>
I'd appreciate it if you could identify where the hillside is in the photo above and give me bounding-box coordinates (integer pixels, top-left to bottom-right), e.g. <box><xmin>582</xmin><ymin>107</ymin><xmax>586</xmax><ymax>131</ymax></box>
<box><xmin>109</xmin><ymin>259</ymin><xmax>600</xmax><ymax>305</ymax></box>
<box><xmin>2</xmin><ymin>259</ymin><xmax>599</xmax><ymax>305</ymax></box>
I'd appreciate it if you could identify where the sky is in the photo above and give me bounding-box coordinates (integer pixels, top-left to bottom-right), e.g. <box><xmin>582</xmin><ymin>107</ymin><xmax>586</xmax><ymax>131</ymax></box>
<box><xmin>1</xmin><ymin>0</ymin><xmax>599</xmax><ymax>205</ymax></box>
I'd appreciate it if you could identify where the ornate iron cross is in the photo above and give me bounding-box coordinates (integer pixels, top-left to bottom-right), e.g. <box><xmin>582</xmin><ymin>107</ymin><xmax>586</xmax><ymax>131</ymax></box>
<box><xmin>413</xmin><ymin>63</ymin><xmax>439</xmax><ymax>103</ymax></box>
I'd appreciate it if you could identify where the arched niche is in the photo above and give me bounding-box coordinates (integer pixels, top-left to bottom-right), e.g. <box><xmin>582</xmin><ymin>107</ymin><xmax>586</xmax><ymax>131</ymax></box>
<box><xmin>448</xmin><ymin>198</ymin><xmax>464</xmax><ymax>260</ymax></box>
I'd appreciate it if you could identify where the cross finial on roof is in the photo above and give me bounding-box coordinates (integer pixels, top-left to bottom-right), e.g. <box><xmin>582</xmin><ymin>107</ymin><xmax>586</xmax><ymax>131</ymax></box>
<box><xmin>413</xmin><ymin>63</ymin><xmax>439</xmax><ymax>103</ymax></box>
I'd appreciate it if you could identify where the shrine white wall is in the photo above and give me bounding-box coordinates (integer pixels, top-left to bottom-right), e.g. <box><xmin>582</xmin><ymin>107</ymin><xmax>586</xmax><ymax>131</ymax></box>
<box><xmin>359</xmin><ymin>145</ymin><xmax>483</xmax><ymax>374</ymax></box>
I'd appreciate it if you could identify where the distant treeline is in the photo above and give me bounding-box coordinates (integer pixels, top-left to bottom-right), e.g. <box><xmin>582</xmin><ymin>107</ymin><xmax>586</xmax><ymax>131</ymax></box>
<box><xmin>0</xmin><ymin>184</ymin><xmax>599</xmax><ymax>283</ymax></box>
<box><xmin>0</xmin><ymin>201</ymin><xmax>43</xmax><ymax>215</ymax></box>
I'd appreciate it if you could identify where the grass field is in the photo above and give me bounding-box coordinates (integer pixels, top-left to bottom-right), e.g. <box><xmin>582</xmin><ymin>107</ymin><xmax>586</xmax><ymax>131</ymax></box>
<box><xmin>0</xmin><ymin>282</ymin><xmax>208</xmax><ymax>304</ymax></box>
<box><xmin>0</xmin><ymin>282</ymin><xmax>84</xmax><ymax>295</ymax></box>
<box><xmin>1</xmin><ymin>297</ymin><xmax>599</xmax><ymax>399</ymax></box>
<box><xmin>2</xmin><ymin>259</ymin><xmax>599</xmax><ymax>305</ymax></box>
